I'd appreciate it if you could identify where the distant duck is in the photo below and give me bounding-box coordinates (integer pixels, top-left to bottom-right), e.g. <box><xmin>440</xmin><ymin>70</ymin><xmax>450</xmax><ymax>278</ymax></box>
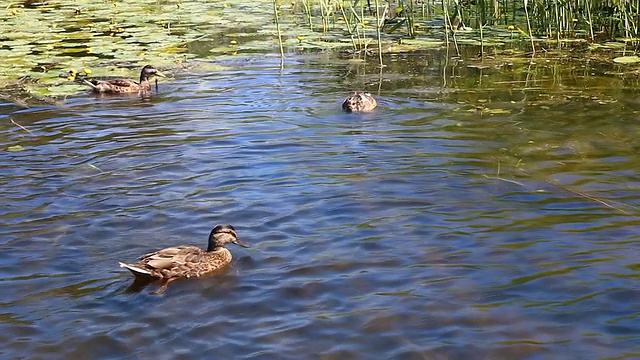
<box><xmin>342</xmin><ymin>92</ymin><xmax>378</xmax><ymax>112</ymax></box>
<box><xmin>119</xmin><ymin>224</ymin><xmax>249</xmax><ymax>293</ymax></box>
<box><xmin>81</xmin><ymin>65</ymin><xmax>166</xmax><ymax>94</ymax></box>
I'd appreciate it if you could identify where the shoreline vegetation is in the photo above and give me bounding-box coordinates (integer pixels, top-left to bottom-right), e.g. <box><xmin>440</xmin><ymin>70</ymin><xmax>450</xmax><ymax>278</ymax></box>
<box><xmin>1</xmin><ymin>0</ymin><xmax>640</xmax><ymax>105</ymax></box>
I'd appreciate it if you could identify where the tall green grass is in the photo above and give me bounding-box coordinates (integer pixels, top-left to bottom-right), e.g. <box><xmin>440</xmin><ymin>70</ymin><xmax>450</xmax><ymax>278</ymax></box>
<box><xmin>286</xmin><ymin>0</ymin><xmax>640</xmax><ymax>56</ymax></box>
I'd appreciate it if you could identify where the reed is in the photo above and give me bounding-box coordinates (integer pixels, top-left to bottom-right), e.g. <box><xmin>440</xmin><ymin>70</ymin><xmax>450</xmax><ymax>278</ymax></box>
<box><xmin>374</xmin><ymin>0</ymin><xmax>385</xmax><ymax>66</ymax></box>
<box><xmin>277</xmin><ymin>0</ymin><xmax>640</xmax><ymax>61</ymax></box>
<box><xmin>273</xmin><ymin>0</ymin><xmax>285</xmax><ymax>69</ymax></box>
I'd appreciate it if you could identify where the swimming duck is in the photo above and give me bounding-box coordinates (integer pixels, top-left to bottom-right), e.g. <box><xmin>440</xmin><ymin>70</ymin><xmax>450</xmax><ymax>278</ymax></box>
<box><xmin>119</xmin><ymin>224</ymin><xmax>249</xmax><ymax>292</ymax></box>
<box><xmin>82</xmin><ymin>65</ymin><xmax>166</xmax><ymax>94</ymax></box>
<box><xmin>342</xmin><ymin>92</ymin><xmax>378</xmax><ymax>112</ymax></box>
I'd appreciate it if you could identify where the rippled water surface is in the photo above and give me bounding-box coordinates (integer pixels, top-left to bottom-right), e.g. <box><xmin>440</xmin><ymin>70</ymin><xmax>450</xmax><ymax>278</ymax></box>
<box><xmin>1</xmin><ymin>54</ymin><xmax>639</xmax><ymax>359</ymax></box>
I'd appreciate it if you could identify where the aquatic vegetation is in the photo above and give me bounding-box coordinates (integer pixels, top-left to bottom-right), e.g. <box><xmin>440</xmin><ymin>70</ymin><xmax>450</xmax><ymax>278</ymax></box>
<box><xmin>1</xmin><ymin>0</ymin><xmax>639</xmax><ymax>104</ymax></box>
<box><xmin>613</xmin><ymin>56</ymin><xmax>640</xmax><ymax>64</ymax></box>
<box><xmin>0</xmin><ymin>0</ymin><xmax>279</xmax><ymax>100</ymax></box>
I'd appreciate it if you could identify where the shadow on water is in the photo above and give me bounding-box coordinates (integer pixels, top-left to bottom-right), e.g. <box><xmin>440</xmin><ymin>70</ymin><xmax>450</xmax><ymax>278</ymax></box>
<box><xmin>120</xmin><ymin>263</ymin><xmax>246</xmax><ymax>295</ymax></box>
<box><xmin>1</xmin><ymin>50</ymin><xmax>640</xmax><ymax>358</ymax></box>
<box><xmin>122</xmin><ymin>277</ymin><xmax>157</xmax><ymax>295</ymax></box>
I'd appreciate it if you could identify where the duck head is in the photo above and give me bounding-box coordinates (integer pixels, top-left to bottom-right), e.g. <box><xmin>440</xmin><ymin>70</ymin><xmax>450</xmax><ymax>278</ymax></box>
<box><xmin>207</xmin><ymin>224</ymin><xmax>250</xmax><ymax>251</ymax></box>
<box><xmin>139</xmin><ymin>65</ymin><xmax>167</xmax><ymax>83</ymax></box>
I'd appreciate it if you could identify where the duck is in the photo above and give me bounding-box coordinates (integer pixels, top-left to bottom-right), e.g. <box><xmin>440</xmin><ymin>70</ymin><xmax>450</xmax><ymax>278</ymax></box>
<box><xmin>342</xmin><ymin>92</ymin><xmax>378</xmax><ymax>112</ymax></box>
<box><xmin>118</xmin><ymin>224</ymin><xmax>249</xmax><ymax>293</ymax></box>
<box><xmin>81</xmin><ymin>65</ymin><xmax>166</xmax><ymax>94</ymax></box>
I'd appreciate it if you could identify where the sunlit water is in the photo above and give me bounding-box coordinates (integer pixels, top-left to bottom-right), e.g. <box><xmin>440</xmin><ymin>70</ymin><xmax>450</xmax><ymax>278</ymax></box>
<box><xmin>1</xmin><ymin>54</ymin><xmax>639</xmax><ymax>359</ymax></box>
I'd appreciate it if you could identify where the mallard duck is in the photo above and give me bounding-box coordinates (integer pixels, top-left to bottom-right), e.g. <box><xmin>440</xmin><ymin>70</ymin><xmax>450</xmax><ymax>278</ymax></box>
<box><xmin>118</xmin><ymin>224</ymin><xmax>249</xmax><ymax>292</ymax></box>
<box><xmin>342</xmin><ymin>92</ymin><xmax>378</xmax><ymax>113</ymax></box>
<box><xmin>82</xmin><ymin>65</ymin><xmax>166</xmax><ymax>94</ymax></box>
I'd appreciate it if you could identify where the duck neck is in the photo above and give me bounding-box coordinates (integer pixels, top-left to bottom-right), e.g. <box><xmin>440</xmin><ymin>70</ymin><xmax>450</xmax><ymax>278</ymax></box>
<box><xmin>207</xmin><ymin>243</ymin><xmax>221</xmax><ymax>252</ymax></box>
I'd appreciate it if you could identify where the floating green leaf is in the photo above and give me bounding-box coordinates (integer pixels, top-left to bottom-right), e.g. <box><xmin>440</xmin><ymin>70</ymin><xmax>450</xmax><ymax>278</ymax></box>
<box><xmin>613</xmin><ymin>56</ymin><xmax>640</xmax><ymax>64</ymax></box>
<box><xmin>7</xmin><ymin>145</ymin><xmax>25</xmax><ymax>152</ymax></box>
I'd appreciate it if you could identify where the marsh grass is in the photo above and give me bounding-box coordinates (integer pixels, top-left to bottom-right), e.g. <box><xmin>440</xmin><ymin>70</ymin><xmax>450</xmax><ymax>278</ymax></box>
<box><xmin>286</xmin><ymin>0</ymin><xmax>640</xmax><ymax>54</ymax></box>
<box><xmin>274</xmin><ymin>0</ymin><xmax>286</xmax><ymax>68</ymax></box>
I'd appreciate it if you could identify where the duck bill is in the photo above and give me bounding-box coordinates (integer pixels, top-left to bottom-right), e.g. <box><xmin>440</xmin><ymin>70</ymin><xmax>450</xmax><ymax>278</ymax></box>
<box><xmin>155</xmin><ymin>71</ymin><xmax>167</xmax><ymax>78</ymax></box>
<box><xmin>234</xmin><ymin>239</ymin><xmax>250</xmax><ymax>248</ymax></box>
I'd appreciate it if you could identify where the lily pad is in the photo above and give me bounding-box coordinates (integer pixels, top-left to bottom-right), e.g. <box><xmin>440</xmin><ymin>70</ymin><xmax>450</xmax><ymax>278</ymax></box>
<box><xmin>613</xmin><ymin>56</ymin><xmax>640</xmax><ymax>64</ymax></box>
<box><xmin>7</xmin><ymin>145</ymin><xmax>25</xmax><ymax>152</ymax></box>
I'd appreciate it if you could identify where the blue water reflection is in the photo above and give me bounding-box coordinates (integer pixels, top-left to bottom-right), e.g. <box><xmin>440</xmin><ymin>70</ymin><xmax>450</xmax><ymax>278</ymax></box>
<box><xmin>0</xmin><ymin>55</ymin><xmax>638</xmax><ymax>359</ymax></box>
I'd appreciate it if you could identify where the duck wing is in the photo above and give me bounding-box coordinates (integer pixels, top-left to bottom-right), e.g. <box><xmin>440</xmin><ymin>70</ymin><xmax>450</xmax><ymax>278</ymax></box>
<box><xmin>139</xmin><ymin>245</ymin><xmax>206</xmax><ymax>269</ymax></box>
<box><xmin>120</xmin><ymin>245</ymin><xmax>207</xmax><ymax>279</ymax></box>
<box><xmin>93</xmin><ymin>78</ymin><xmax>138</xmax><ymax>88</ymax></box>
<box><xmin>83</xmin><ymin>78</ymin><xmax>141</xmax><ymax>93</ymax></box>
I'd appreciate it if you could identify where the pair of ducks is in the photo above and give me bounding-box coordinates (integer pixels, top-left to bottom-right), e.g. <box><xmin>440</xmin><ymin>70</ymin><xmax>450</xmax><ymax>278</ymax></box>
<box><xmin>80</xmin><ymin>65</ymin><xmax>378</xmax><ymax>112</ymax></box>
<box><xmin>97</xmin><ymin>67</ymin><xmax>244</xmax><ymax>292</ymax></box>
<box><xmin>104</xmin><ymin>65</ymin><xmax>375</xmax><ymax>291</ymax></box>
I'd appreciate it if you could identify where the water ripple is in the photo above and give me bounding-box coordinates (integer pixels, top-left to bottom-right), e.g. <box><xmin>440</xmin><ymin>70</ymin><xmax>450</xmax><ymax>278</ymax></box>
<box><xmin>0</xmin><ymin>57</ymin><xmax>638</xmax><ymax>359</ymax></box>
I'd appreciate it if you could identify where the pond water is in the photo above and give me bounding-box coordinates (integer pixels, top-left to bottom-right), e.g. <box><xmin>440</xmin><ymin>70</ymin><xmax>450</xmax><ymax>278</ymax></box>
<box><xmin>1</xmin><ymin>52</ymin><xmax>639</xmax><ymax>359</ymax></box>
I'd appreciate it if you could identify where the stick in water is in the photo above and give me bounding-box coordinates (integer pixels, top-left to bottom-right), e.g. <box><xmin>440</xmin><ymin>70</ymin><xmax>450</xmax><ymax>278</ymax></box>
<box><xmin>10</xmin><ymin>118</ymin><xmax>33</xmax><ymax>135</ymax></box>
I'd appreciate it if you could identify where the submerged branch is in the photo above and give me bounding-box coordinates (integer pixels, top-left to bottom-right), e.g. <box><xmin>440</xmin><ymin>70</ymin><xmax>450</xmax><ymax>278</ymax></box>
<box><xmin>545</xmin><ymin>180</ymin><xmax>638</xmax><ymax>217</ymax></box>
<box><xmin>482</xmin><ymin>174</ymin><xmax>525</xmax><ymax>187</ymax></box>
<box><xmin>484</xmin><ymin>172</ymin><xmax>638</xmax><ymax>217</ymax></box>
<box><xmin>10</xmin><ymin>118</ymin><xmax>33</xmax><ymax>135</ymax></box>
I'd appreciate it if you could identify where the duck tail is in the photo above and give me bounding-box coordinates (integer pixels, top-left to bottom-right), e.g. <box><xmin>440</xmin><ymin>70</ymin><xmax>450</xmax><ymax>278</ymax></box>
<box><xmin>81</xmin><ymin>79</ymin><xmax>98</xmax><ymax>89</ymax></box>
<box><xmin>119</xmin><ymin>262</ymin><xmax>153</xmax><ymax>277</ymax></box>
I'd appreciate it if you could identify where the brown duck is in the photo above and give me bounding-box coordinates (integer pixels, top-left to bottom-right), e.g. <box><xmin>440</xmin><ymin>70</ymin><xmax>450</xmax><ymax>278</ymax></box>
<box><xmin>82</xmin><ymin>65</ymin><xmax>166</xmax><ymax>94</ymax></box>
<box><xmin>342</xmin><ymin>92</ymin><xmax>378</xmax><ymax>113</ymax></box>
<box><xmin>119</xmin><ymin>225</ymin><xmax>249</xmax><ymax>292</ymax></box>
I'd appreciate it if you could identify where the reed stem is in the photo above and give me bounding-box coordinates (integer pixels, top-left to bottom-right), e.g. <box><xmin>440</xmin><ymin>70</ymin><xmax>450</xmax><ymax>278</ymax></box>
<box><xmin>273</xmin><ymin>0</ymin><xmax>285</xmax><ymax>69</ymax></box>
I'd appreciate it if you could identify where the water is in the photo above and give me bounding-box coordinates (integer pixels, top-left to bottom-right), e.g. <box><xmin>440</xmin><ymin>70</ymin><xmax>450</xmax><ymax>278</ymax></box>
<box><xmin>1</xmin><ymin>53</ymin><xmax>639</xmax><ymax>359</ymax></box>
